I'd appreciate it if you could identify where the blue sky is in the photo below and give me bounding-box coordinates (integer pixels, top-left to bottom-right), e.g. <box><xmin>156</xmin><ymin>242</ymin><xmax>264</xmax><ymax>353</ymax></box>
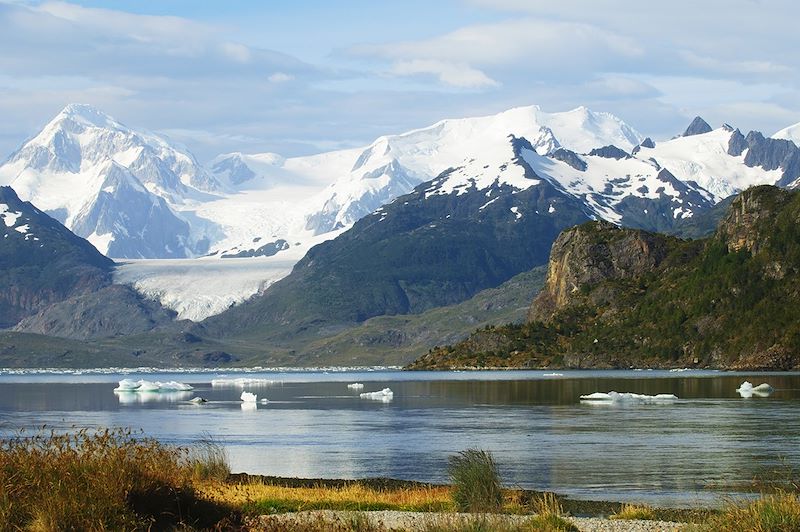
<box><xmin>0</xmin><ymin>0</ymin><xmax>798</xmax><ymax>161</ymax></box>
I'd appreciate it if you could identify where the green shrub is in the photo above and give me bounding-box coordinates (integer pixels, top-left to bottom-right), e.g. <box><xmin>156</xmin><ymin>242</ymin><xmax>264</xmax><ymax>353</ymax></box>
<box><xmin>448</xmin><ymin>449</ymin><xmax>503</xmax><ymax>513</ymax></box>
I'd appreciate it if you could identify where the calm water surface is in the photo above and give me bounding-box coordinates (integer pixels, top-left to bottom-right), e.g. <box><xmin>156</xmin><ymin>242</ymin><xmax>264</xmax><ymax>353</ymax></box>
<box><xmin>1</xmin><ymin>369</ymin><xmax>798</xmax><ymax>507</ymax></box>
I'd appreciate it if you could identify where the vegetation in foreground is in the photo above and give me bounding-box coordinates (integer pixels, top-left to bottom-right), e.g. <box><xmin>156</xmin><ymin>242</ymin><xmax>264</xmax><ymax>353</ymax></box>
<box><xmin>10</xmin><ymin>432</ymin><xmax>800</xmax><ymax>531</ymax></box>
<box><xmin>0</xmin><ymin>428</ymin><xmax>236</xmax><ymax>531</ymax></box>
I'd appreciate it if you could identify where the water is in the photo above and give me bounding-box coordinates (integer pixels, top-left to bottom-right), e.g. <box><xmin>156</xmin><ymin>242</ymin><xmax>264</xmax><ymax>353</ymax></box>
<box><xmin>1</xmin><ymin>368</ymin><xmax>798</xmax><ymax>507</ymax></box>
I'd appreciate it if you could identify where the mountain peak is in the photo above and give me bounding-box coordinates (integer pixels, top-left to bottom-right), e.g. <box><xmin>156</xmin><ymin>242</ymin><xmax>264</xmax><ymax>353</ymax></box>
<box><xmin>682</xmin><ymin>116</ymin><xmax>713</xmax><ymax>137</ymax></box>
<box><xmin>54</xmin><ymin>103</ymin><xmax>121</xmax><ymax>130</ymax></box>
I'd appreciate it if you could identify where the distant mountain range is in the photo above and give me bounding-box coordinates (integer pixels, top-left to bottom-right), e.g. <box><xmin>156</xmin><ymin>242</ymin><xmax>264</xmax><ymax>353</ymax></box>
<box><xmin>2</xmin><ymin>103</ymin><xmax>800</xmax><ymax>367</ymax></box>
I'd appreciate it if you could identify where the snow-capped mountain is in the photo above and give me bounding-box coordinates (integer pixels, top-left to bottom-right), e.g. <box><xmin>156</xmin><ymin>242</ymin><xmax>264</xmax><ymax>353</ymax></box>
<box><xmin>5</xmin><ymin>103</ymin><xmax>800</xmax><ymax>322</ymax></box>
<box><xmin>773</xmin><ymin>122</ymin><xmax>800</xmax><ymax>146</ymax></box>
<box><xmin>0</xmin><ymin>104</ymin><xmax>218</xmax><ymax>257</ymax></box>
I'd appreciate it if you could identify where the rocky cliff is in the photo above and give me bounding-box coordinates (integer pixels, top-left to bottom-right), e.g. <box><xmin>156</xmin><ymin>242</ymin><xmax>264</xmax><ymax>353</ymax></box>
<box><xmin>529</xmin><ymin>221</ymin><xmax>671</xmax><ymax>322</ymax></box>
<box><xmin>408</xmin><ymin>185</ymin><xmax>800</xmax><ymax>371</ymax></box>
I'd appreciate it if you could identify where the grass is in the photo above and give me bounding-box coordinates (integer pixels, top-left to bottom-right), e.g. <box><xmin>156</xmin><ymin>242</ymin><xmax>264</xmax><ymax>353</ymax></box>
<box><xmin>700</xmin><ymin>492</ymin><xmax>800</xmax><ymax>532</ymax></box>
<box><xmin>0</xmin><ymin>428</ymin><xmax>236</xmax><ymax>531</ymax></box>
<box><xmin>448</xmin><ymin>449</ymin><xmax>503</xmax><ymax>513</ymax></box>
<box><xmin>187</xmin><ymin>437</ymin><xmax>230</xmax><ymax>482</ymax></box>
<box><xmin>611</xmin><ymin>502</ymin><xmax>658</xmax><ymax>520</ymax></box>
<box><xmin>196</xmin><ymin>480</ymin><xmax>453</xmax><ymax>515</ymax></box>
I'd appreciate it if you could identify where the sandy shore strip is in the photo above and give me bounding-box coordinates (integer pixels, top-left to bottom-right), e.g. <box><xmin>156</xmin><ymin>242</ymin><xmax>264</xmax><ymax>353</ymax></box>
<box><xmin>247</xmin><ymin>509</ymin><xmax>689</xmax><ymax>531</ymax></box>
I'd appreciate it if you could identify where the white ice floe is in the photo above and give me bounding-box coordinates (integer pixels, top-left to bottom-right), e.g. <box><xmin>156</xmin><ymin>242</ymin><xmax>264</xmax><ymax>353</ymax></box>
<box><xmin>736</xmin><ymin>381</ymin><xmax>774</xmax><ymax>398</ymax></box>
<box><xmin>543</xmin><ymin>373</ymin><xmax>564</xmax><ymax>377</ymax></box>
<box><xmin>113</xmin><ymin>379</ymin><xmax>193</xmax><ymax>392</ymax></box>
<box><xmin>189</xmin><ymin>397</ymin><xmax>207</xmax><ymax>404</ymax></box>
<box><xmin>241</xmin><ymin>402</ymin><xmax>257</xmax><ymax>411</ymax></box>
<box><xmin>669</xmin><ymin>368</ymin><xmax>691</xmax><ymax>372</ymax></box>
<box><xmin>579</xmin><ymin>391</ymin><xmax>678</xmax><ymax>403</ymax></box>
<box><xmin>211</xmin><ymin>378</ymin><xmax>279</xmax><ymax>387</ymax></box>
<box><xmin>360</xmin><ymin>387</ymin><xmax>393</xmax><ymax>402</ymax></box>
<box><xmin>240</xmin><ymin>391</ymin><xmax>258</xmax><ymax>403</ymax></box>
<box><xmin>347</xmin><ymin>383</ymin><xmax>365</xmax><ymax>390</ymax></box>
<box><xmin>260</xmin><ymin>398</ymin><xmax>269</xmax><ymax>405</ymax></box>
<box><xmin>116</xmin><ymin>391</ymin><xmax>193</xmax><ymax>404</ymax></box>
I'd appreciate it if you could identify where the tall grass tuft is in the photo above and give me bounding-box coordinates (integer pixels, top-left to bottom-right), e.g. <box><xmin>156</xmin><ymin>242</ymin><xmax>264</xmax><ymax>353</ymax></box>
<box><xmin>702</xmin><ymin>492</ymin><xmax>800</xmax><ymax>531</ymax></box>
<box><xmin>0</xmin><ymin>428</ymin><xmax>233</xmax><ymax>531</ymax></box>
<box><xmin>187</xmin><ymin>436</ymin><xmax>230</xmax><ymax>482</ymax></box>
<box><xmin>447</xmin><ymin>449</ymin><xmax>503</xmax><ymax>513</ymax></box>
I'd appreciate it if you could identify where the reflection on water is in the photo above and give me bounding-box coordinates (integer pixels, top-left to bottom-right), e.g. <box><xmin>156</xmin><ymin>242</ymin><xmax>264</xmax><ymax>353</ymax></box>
<box><xmin>1</xmin><ymin>369</ymin><xmax>799</xmax><ymax>507</ymax></box>
<box><xmin>114</xmin><ymin>390</ymin><xmax>194</xmax><ymax>404</ymax></box>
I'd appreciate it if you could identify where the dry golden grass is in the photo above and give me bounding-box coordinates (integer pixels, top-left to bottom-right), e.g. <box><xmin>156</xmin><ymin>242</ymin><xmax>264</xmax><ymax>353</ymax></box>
<box><xmin>0</xmin><ymin>428</ymin><xmax>235</xmax><ymax>531</ymax></box>
<box><xmin>700</xmin><ymin>492</ymin><xmax>800</xmax><ymax>532</ymax></box>
<box><xmin>196</xmin><ymin>479</ymin><xmax>454</xmax><ymax>514</ymax></box>
<box><xmin>611</xmin><ymin>503</ymin><xmax>658</xmax><ymax>521</ymax></box>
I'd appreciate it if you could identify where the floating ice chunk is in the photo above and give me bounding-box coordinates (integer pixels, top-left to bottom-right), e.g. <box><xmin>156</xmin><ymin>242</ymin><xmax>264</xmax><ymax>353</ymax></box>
<box><xmin>240</xmin><ymin>391</ymin><xmax>257</xmax><ymax>403</ymax></box>
<box><xmin>580</xmin><ymin>391</ymin><xmax>678</xmax><ymax>403</ymax></box>
<box><xmin>736</xmin><ymin>381</ymin><xmax>774</xmax><ymax>398</ymax></box>
<box><xmin>543</xmin><ymin>373</ymin><xmax>564</xmax><ymax>377</ymax></box>
<box><xmin>159</xmin><ymin>381</ymin><xmax>194</xmax><ymax>391</ymax></box>
<box><xmin>116</xmin><ymin>379</ymin><xmax>193</xmax><ymax>392</ymax></box>
<box><xmin>241</xmin><ymin>401</ymin><xmax>257</xmax><ymax>411</ymax></box>
<box><xmin>259</xmin><ymin>398</ymin><xmax>269</xmax><ymax>404</ymax></box>
<box><xmin>116</xmin><ymin>391</ymin><xmax>193</xmax><ymax>404</ymax></box>
<box><xmin>347</xmin><ymin>383</ymin><xmax>365</xmax><ymax>390</ymax></box>
<box><xmin>190</xmin><ymin>397</ymin><xmax>207</xmax><ymax>404</ymax></box>
<box><xmin>360</xmin><ymin>387</ymin><xmax>393</xmax><ymax>402</ymax></box>
<box><xmin>669</xmin><ymin>368</ymin><xmax>691</xmax><ymax>372</ymax></box>
<box><xmin>114</xmin><ymin>379</ymin><xmax>141</xmax><ymax>391</ymax></box>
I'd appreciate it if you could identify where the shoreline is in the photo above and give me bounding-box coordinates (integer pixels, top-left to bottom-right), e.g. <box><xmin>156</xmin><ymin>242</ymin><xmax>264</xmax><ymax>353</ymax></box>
<box><xmin>228</xmin><ymin>473</ymin><xmax>718</xmax><ymax>522</ymax></box>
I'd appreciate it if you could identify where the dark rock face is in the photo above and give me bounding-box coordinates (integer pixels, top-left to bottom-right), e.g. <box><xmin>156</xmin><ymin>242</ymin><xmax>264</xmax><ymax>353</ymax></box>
<box><xmin>549</xmin><ymin>148</ymin><xmax>587</xmax><ymax>171</ymax></box>
<box><xmin>682</xmin><ymin>116</ymin><xmax>713</xmax><ymax>137</ymax></box>
<box><xmin>715</xmin><ymin>185</ymin><xmax>793</xmax><ymax>255</ymax></box>
<box><xmin>0</xmin><ymin>186</ymin><xmax>113</xmax><ymax>328</ymax></box>
<box><xmin>640</xmin><ymin>137</ymin><xmax>656</xmax><ymax>149</ymax></box>
<box><xmin>727</xmin><ymin>131</ymin><xmax>800</xmax><ymax>187</ymax></box>
<box><xmin>13</xmin><ymin>285</ymin><xmax>178</xmax><ymax>340</ymax></box>
<box><xmin>528</xmin><ymin>221</ymin><xmax>671</xmax><ymax>322</ymax></box>
<box><xmin>728</xmin><ymin>129</ymin><xmax>748</xmax><ymax>156</ymax></box>
<box><xmin>588</xmin><ymin>145</ymin><xmax>631</xmax><ymax>160</ymax></box>
<box><xmin>221</xmin><ymin>239</ymin><xmax>289</xmax><ymax>258</ymax></box>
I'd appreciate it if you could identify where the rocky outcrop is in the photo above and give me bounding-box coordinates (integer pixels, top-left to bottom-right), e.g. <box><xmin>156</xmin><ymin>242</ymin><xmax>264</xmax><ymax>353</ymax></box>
<box><xmin>528</xmin><ymin>221</ymin><xmax>670</xmax><ymax>322</ymax></box>
<box><xmin>587</xmin><ymin>145</ymin><xmax>631</xmax><ymax>160</ymax></box>
<box><xmin>715</xmin><ymin>185</ymin><xmax>793</xmax><ymax>255</ymax></box>
<box><xmin>549</xmin><ymin>148</ymin><xmax>587</xmax><ymax>171</ymax></box>
<box><xmin>682</xmin><ymin>116</ymin><xmax>713</xmax><ymax>137</ymax></box>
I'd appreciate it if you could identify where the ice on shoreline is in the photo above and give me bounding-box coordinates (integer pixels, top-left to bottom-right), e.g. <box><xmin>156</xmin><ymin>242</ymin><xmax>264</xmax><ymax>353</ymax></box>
<box><xmin>113</xmin><ymin>379</ymin><xmax>193</xmax><ymax>392</ymax></box>
<box><xmin>580</xmin><ymin>391</ymin><xmax>678</xmax><ymax>403</ymax></box>
<box><xmin>360</xmin><ymin>387</ymin><xmax>393</xmax><ymax>402</ymax></box>
<box><xmin>736</xmin><ymin>381</ymin><xmax>774</xmax><ymax>398</ymax></box>
<box><xmin>347</xmin><ymin>383</ymin><xmax>365</xmax><ymax>390</ymax></box>
<box><xmin>212</xmin><ymin>378</ymin><xmax>280</xmax><ymax>387</ymax></box>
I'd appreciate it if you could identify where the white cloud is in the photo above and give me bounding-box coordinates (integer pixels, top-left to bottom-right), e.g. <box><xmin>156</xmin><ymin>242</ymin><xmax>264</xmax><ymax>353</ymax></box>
<box><xmin>268</xmin><ymin>72</ymin><xmax>294</xmax><ymax>83</ymax></box>
<box><xmin>390</xmin><ymin>60</ymin><xmax>498</xmax><ymax>88</ymax></box>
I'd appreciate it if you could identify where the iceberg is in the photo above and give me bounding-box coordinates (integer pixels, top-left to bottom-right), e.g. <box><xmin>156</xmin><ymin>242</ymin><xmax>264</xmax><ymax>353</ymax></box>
<box><xmin>113</xmin><ymin>379</ymin><xmax>193</xmax><ymax>392</ymax></box>
<box><xmin>736</xmin><ymin>381</ymin><xmax>774</xmax><ymax>398</ymax></box>
<box><xmin>240</xmin><ymin>391</ymin><xmax>257</xmax><ymax>403</ymax></box>
<box><xmin>360</xmin><ymin>387</ymin><xmax>393</xmax><ymax>402</ymax></box>
<box><xmin>580</xmin><ymin>391</ymin><xmax>678</xmax><ymax>403</ymax></box>
<box><xmin>189</xmin><ymin>397</ymin><xmax>207</xmax><ymax>404</ymax></box>
<box><xmin>347</xmin><ymin>383</ymin><xmax>365</xmax><ymax>390</ymax></box>
<box><xmin>241</xmin><ymin>401</ymin><xmax>257</xmax><ymax>411</ymax></box>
